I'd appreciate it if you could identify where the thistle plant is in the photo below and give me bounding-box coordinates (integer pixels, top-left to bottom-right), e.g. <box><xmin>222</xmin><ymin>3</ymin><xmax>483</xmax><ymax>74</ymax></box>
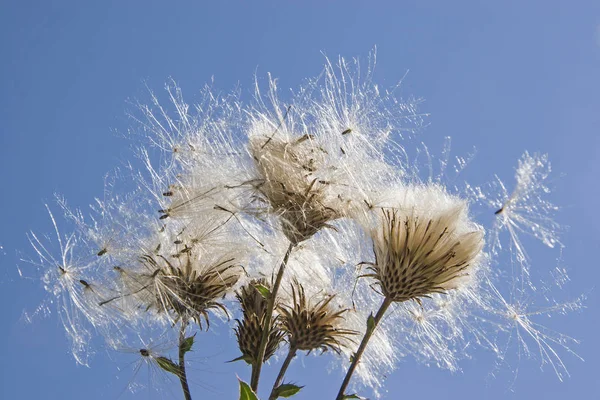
<box><xmin>21</xmin><ymin>52</ymin><xmax>583</xmax><ymax>400</ymax></box>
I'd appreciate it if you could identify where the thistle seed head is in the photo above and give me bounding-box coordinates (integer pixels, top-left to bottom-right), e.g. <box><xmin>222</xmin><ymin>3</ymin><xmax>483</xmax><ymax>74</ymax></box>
<box><xmin>125</xmin><ymin>250</ymin><xmax>242</xmax><ymax>328</ymax></box>
<box><xmin>278</xmin><ymin>283</ymin><xmax>356</xmax><ymax>354</ymax></box>
<box><xmin>365</xmin><ymin>187</ymin><xmax>484</xmax><ymax>303</ymax></box>
<box><xmin>248</xmin><ymin>135</ymin><xmax>339</xmax><ymax>244</ymax></box>
<box><xmin>234</xmin><ymin>279</ymin><xmax>284</xmax><ymax>363</ymax></box>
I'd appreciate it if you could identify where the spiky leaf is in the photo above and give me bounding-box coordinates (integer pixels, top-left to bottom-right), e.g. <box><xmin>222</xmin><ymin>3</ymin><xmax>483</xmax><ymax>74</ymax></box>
<box><xmin>273</xmin><ymin>383</ymin><xmax>303</xmax><ymax>398</ymax></box>
<box><xmin>181</xmin><ymin>334</ymin><xmax>195</xmax><ymax>354</ymax></box>
<box><xmin>156</xmin><ymin>356</ymin><xmax>180</xmax><ymax>375</ymax></box>
<box><xmin>254</xmin><ymin>283</ymin><xmax>271</xmax><ymax>299</ymax></box>
<box><xmin>366</xmin><ymin>313</ymin><xmax>375</xmax><ymax>332</ymax></box>
<box><xmin>238</xmin><ymin>379</ymin><xmax>259</xmax><ymax>400</ymax></box>
<box><xmin>227</xmin><ymin>354</ymin><xmax>254</xmax><ymax>364</ymax></box>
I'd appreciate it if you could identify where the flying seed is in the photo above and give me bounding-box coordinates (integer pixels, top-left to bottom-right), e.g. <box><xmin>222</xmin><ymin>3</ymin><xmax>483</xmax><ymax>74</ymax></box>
<box><xmin>97</xmin><ymin>248</ymin><xmax>107</xmax><ymax>256</ymax></box>
<box><xmin>140</xmin><ymin>349</ymin><xmax>149</xmax><ymax>357</ymax></box>
<box><xmin>163</xmin><ymin>191</ymin><xmax>173</xmax><ymax>197</ymax></box>
<box><xmin>341</xmin><ymin>128</ymin><xmax>352</xmax><ymax>135</ymax></box>
<box><xmin>179</xmin><ymin>247</ymin><xmax>191</xmax><ymax>254</ymax></box>
<box><xmin>295</xmin><ymin>134</ymin><xmax>314</xmax><ymax>144</ymax></box>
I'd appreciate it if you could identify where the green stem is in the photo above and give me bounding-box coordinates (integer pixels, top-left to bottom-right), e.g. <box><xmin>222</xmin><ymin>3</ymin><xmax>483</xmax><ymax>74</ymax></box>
<box><xmin>336</xmin><ymin>297</ymin><xmax>393</xmax><ymax>400</ymax></box>
<box><xmin>268</xmin><ymin>347</ymin><xmax>297</xmax><ymax>400</ymax></box>
<box><xmin>178</xmin><ymin>321</ymin><xmax>192</xmax><ymax>400</ymax></box>
<box><xmin>251</xmin><ymin>241</ymin><xmax>295</xmax><ymax>392</ymax></box>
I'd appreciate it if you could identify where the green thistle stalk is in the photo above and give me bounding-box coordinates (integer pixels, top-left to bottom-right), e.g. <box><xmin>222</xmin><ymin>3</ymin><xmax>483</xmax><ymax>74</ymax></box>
<box><xmin>250</xmin><ymin>242</ymin><xmax>295</xmax><ymax>392</ymax></box>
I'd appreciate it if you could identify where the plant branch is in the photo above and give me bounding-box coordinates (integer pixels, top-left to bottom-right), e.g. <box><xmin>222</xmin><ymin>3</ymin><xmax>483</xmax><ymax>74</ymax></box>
<box><xmin>268</xmin><ymin>347</ymin><xmax>297</xmax><ymax>400</ymax></box>
<box><xmin>178</xmin><ymin>320</ymin><xmax>193</xmax><ymax>400</ymax></box>
<box><xmin>251</xmin><ymin>241</ymin><xmax>295</xmax><ymax>392</ymax></box>
<box><xmin>336</xmin><ymin>297</ymin><xmax>393</xmax><ymax>400</ymax></box>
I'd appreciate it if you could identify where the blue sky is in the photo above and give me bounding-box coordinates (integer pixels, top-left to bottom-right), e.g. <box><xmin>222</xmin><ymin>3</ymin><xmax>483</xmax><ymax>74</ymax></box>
<box><xmin>1</xmin><ymin>1</ymin><xmax>598</xmax><ymax>399</ymax></box>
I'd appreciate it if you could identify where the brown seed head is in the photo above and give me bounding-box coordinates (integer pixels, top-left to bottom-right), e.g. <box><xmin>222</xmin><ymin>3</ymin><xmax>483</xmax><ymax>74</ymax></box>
<box><xmin>278</xmin><ymin>283</ymin><xmax>356</xmax><ymax>354</ymax></box>
<box><xmin>234</xmin><ymin>279</ymin><xmax>284</xmax><ymax>363</ymax></box>
<box><xmin>133</xmin><ymin>251</ymin><xmax>242</xmax><ymax>327</ymax></box>
<box><xmin>366</xmin><ymin>205</ymin><xmax>483</xmax><ymax>303</ymax></box>
<box><xmin>249</xmin><ymin>135</ymin><xmax>338</xmax><ymax>244</ymax></box>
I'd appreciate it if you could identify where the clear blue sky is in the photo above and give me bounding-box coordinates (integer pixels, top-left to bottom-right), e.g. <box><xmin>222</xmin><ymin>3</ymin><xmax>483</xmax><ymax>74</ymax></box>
<box><xmin>1</xmin><ymin>1</ymin><xmax>598</xmax><ymax>399</ymax></box>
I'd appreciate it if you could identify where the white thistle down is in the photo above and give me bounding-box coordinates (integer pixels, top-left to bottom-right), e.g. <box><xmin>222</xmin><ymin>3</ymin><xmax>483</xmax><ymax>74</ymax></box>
<box><xmin>490</xmin><ymin>152</ymin><xmax>561</xmax><ymax>265</ymax></box>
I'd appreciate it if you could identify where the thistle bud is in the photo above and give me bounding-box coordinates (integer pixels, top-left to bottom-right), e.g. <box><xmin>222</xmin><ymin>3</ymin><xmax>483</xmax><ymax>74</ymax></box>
<box><xmin>234</xmin><ymin>279</ymin><xmax>284</xmax><ymax>363</ymax></box>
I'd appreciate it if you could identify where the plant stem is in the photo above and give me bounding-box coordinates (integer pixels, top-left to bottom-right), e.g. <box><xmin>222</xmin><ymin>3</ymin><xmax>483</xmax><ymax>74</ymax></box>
<box><xmin>336</xmin><ymin>297</ymin><xmax>393</xmax><ymax>400</ymax></box>
<box><xmin>251</xmin><ymin>241</ymin><xmax>295</xmax><ymax>392</ymax></box>
<box><xmin>268</xmin><ymin>346</ymin><xmax>297</xmax><ymax>400</ymax></box>
<box><xmin>178</xmin><ymin>320</ymin><xmax>193</xmax><ymax>400</ymax></box>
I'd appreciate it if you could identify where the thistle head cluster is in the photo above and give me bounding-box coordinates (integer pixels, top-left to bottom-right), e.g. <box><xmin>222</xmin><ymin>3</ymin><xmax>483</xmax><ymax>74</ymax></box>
<box><xmin>234</xmin><ymin>279</ymin><xmax>284</xmax><ymax>363</ymax></box>
<box><xmin>278</xmin><ymin>283</ymin><xmax>356</xmax><ymax>354</ymax></box>
<box><xmin>24</xmin><ymin>53</ymin><xmax>580</xmax><ymax>399</ymax></box>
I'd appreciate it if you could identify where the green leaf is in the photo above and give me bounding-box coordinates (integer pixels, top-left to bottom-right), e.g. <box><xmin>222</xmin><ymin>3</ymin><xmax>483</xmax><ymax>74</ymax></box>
<box><xmin>273</xmin><ymin>383</ymin><xmax>303</xmax><ymax>398</ymax></box>
<box><xmin>181</xmin><ymin>334</ymin><xmax>195</xmax><ymax>354</ymax></box>
<box><xmin>366</xmin><ymin>312</ymin><xmax>375</xmax><ymax>332</ymax></box>
<box><xmin>156</xmin><ymin>356</ymin><xmax>180</xmax><ymax>375</ymax></box>
<box><xmin>342</xmin><ymin>394</ymin><xmax>365</xmax><ymax>400</ymax></box>
<box><xmin>226</xmin><ymin>354</ymin><xmax>254</xmax><ymax>364</ymax></box>
<box><xmin>238</xmin><ymin>379</ymin><xmax>259</xmax><ymax>400</ymax></box>
<box><xmin>254</xmin><ymin>283</ymin><xmax>271</xmax><ymax>299</ymax></box>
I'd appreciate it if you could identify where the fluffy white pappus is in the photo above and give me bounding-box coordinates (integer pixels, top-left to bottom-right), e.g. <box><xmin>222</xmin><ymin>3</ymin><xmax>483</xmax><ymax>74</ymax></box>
<box><xmin>479</xmin><ymin>277</ymin><xmax>584</xmax><ymax>383</ymax></box>
<box><xmin>130</xmin><ymin>80</ymin><xmax>251</xmax><ymax>227</ymax></box>
<box><xmin>490</xmin><ymin>152</ymin><xmax>561</xmax><ymax>268</ymax></box>
<box><xmin>57</xmin><ymin>187</ymin><xmax>162</xmax><ymax>263</ymax></box>
<box><xmin>25</xmin><ymin>207</ymin><xmax>126</xmax><ymax>365</ymax></box>
<box><xmin>131</xmin><ymin>79</ymin><xmax>244</xmax><ymax>168</ymax></box>
<box><xmin>103</xmin><ymin>213</ymin><xmax>249</xmax><ymax>329</ymax></box>
<box><xmin>309</xmin><ymin>51</ymin><xmax>424</xmax><ymax>165</ymax></box>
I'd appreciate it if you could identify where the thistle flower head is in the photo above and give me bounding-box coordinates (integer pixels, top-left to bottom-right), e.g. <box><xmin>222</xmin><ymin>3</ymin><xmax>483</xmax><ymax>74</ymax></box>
<box><xmin>278</xmin><ymin>282</ymin><xmax>356</xmax><ymax>354</ymax></box>
<box><xmin>248</xmin><ymin>132</ymin><xmax>339</xmax><ymax>244</ymax></box>
<box><xmin>234</xmin><ymin>279</ymin><xmax>284</xmax><ymax>363</ymax></box>
<box><xmin>365</xmin><ymin>185</ymin><xmax>484</xmax><ymax>303</ymax></box>
<box><xmin>117</xmin><ymin>247</ymin><xmax>242</xmax><ymax>328</ymax></box>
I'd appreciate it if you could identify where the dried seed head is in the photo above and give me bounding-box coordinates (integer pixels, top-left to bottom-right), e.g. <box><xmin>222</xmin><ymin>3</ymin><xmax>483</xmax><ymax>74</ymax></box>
<box><xmin>366</xmin><ymin>187</ymin><xmax>484</xmax><ymax>303</ymax></box>
<box><xmin>234</xmin><ymin>279</ymin><xmax>284</xmax><ymax>363</ymax></box>
<box><xmin>248</xmin><ymin>135</ymin><xmax>338</xmax><ymax>244</ymax></box>
<box><xmin>278</xmin><ymin>283</ymin><xmax>356</xmax><ymax>354</ymax></box>
<box><xmin>120</xmin><ymin>251</ymin><xmax>242</xmax><ymax>328</ymax></box>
